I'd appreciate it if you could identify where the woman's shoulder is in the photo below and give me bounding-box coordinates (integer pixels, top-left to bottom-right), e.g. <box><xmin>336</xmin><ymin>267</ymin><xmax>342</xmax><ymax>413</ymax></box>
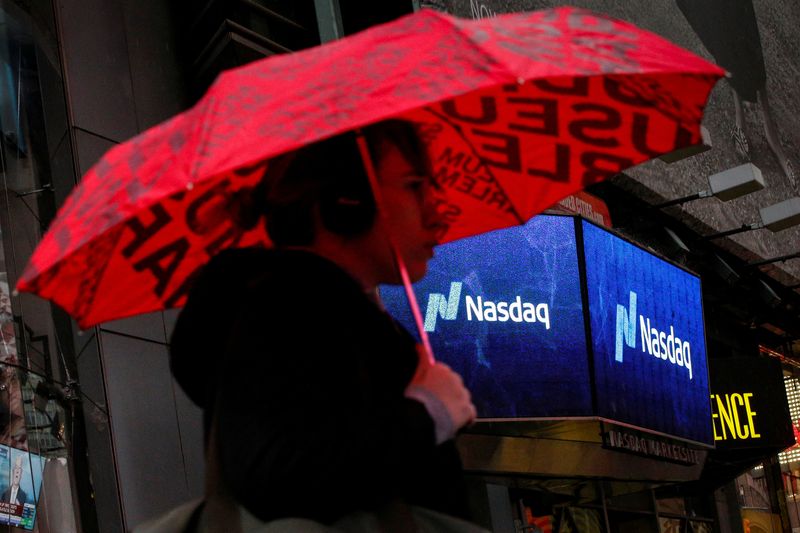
<box><xmin>237</xmin><ymin>249</ymin><xmax>365</xmax><ymax>301</ymax></box>
<box><xmin>200</xmin><ymin>247</ymin><xmax>275</xmax><ymax>283</ymax></box>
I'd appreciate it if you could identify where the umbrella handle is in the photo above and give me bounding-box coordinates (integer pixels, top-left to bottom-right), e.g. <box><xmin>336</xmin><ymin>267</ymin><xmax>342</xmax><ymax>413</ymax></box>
<box><xmin>355</xmin><ymin>133</ymin><xmax>435</xmax><ymax>367</ymax></box>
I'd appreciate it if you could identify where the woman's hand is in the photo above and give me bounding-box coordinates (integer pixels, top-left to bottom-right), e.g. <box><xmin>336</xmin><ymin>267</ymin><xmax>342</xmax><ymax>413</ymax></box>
<box><xmin>405</xmin><ymin>347</ymin><xmax>477</xmax><ymax>443</ymax></box>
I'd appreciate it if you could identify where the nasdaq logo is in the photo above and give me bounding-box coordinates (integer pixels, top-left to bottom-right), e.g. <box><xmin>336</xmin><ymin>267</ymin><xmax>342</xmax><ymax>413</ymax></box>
<box><xmin>424</xmin><ymin>282</ymin><xmax>463</xmax><ymax>332</ymax></box>
<box><xmin>614</xmin><ymin>290</ymin><xmax>693</xmax><ymax>379</ymax></box>
<box><xmin>423</xmin><ymin>282</ymin><xmax>551</xmax><ymax>332</ymax></box>
<box><xmin>615</xmin><ymin>291</ymin><xmax>637</xmax><ymax>363</ymax></box>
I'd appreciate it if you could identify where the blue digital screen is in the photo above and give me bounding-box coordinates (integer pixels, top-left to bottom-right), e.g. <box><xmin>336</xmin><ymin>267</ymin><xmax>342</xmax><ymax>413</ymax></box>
<box><xmin>582</xmin><ymin>220</ymin><xmax>712</xmax><ymax>445</ymax></box>
<box><xmin>381</xmin><ymin>215</ymin><xmax>592</xmax><ymax>419</ymax></box>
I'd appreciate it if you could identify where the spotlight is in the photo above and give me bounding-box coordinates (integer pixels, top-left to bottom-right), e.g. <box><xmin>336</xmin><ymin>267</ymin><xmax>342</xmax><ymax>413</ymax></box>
<box><xmin>708</xmin><ymin>163</ymin><xmax>765</xmax><ymax>202</ymax></box>
<box><xmin>760</xmin><ymin>198</ymin><xmax>800</xmax><ymax>232</ymax></box>
<box><xmin>654</xmin><ymin>163</ymin><xmax>764</xmax><ymax>208</ymax></box>
<box><xmin>704</xmin><ymin>197</ymin><xmax>800</xmax><ymax>240</ymax></box>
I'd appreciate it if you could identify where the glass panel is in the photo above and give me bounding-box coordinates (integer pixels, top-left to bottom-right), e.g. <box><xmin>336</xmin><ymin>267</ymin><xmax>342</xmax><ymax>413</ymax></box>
<box><xmin>513</xmin><ymin>479</ymin><xmax>608</xmax><ymax>533</ymax></box>
<box><xmin>0</xmin><ymin>1</ymin><xmax>82</xmax><ymax>531</ymax></box>
<box><xmin>782</xmin><ymin>471</ymin><xmax>800</xmax><ymax>532</ymax></box>
<box><xmin>658</xmin><ymin>517</ymin><xmax>684</xmax><ymax>533</ymax></box>
<box><xmin>687</xmin><ymin>520</ymin><xmax>712</xmax><ymax>533</ymax></box>
<box><xmin>737</xmin><ymin>465</ymin><xmax>772</xmax><ymax>510</ymax></box>
<box><xmin>560</xmin><ymin>507</ymin><xmax>603</xmax><ymax>533</ymax></box>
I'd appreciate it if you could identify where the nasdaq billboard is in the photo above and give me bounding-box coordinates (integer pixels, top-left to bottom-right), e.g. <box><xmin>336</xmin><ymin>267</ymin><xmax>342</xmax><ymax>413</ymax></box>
<box><xmin>381</xmin><ymin>215</ymin><xmax>712</xmax><ymax>445</ymax></box>
<box><xmin>582</xmin><ymin>220</ymin><xmax>712</xmax><ymax>445</ymax></box>
<box><xmin>380</xmin><ymin>215</ymin><xmax>592</xmax><ymax>419</ymax></box>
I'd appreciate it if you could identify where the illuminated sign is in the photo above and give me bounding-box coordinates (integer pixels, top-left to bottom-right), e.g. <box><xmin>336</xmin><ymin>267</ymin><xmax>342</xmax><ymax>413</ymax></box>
<box><xmin>614</xmin><ymin>290</ymin><xmax>694</xmax><ymax>380</ymax></box>
<box><xmin>709</xmin><ymin>357</ymin><xmax>793</xmax><ymax>450</ymax></box>
<box><xmin>423</xmin><ymin>282</ymin><xmax>551</xmax><ymax>332</ymax></box>
<box><xmin>779</xmin><ymin>374</ymin><xmax>800</xmax><ymax>464</ymax></box>
<box><xmin>710</xmin><ymin>392</ymin><xmax>760</xmax><ymax>441</ymax></box>
<box><xmin>382</xmin><ymin>215</ymin><xmax>591</xmax><ymax>419</ymax></box>
<box><xmin>381</xmin><ymin>215</ymin><xmax>712</xmax><ymax>444</ymax></box>
<box><xmin>582</xmin><ymin>220</ymin><xmax>711</xmax><ymax>445</ymax></box>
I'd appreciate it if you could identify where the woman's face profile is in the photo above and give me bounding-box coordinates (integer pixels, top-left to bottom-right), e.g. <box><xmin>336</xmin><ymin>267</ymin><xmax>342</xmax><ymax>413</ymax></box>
<box><xmin>365</xmin><ymin>139</ymin><xmax>444</xmax><ymax>285</ymax></box>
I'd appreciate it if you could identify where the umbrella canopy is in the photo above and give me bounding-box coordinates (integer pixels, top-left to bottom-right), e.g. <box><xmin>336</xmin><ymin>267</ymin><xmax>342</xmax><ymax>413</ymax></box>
<box><xmin>17</xmin><ymin>7</ymin><xmax>724</xmax><ymax>328</ymax></box>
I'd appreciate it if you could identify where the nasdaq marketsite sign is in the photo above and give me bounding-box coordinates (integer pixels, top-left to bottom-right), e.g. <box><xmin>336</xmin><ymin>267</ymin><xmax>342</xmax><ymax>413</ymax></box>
<box><xmin>381</xmin><ymin>215</ymin><xmax>712</xmax><ymax>445</ymax></box>
<box><xmin>582</xmin><ymin>220</ymin><xmax>712</xmax><ymax>445</ymax></box>
<box><xmin>381</xmin><ymin>215</ymin><xmax>592</xmax><ymax>419</ymax></box>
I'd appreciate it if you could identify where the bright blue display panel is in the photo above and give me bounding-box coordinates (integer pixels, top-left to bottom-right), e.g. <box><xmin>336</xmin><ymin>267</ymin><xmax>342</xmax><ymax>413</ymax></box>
<box><xmin>582</xmin><ymin>220</ymin><xmax>712</xmax><ymax>445</ymax></box>
<box><xmin>381</xmin><ymin>215</ymin><xmax>592</xmax><ymax>419</ymax></box>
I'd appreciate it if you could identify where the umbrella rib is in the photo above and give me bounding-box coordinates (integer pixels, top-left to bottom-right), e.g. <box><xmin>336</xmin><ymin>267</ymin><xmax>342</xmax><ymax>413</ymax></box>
<box><xmin>423</xmin><ymin>106</ymin><xmax>526</xmax><ymax>226</ymax></box>
<box><xmin>432</xmin><ymin>10</ymin><xmax>517</xmax><ymax>82</ymax></box>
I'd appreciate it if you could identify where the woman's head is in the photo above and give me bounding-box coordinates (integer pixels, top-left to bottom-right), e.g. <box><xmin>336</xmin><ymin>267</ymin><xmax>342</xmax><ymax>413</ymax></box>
<box><xmin>239</xmin><ymin>119</ymin><xmax>444</xmax><ymax>286</ymax></box>
<box><xmin>254</xmin><ymin>120</ymin><xmax>433</xmax><ymax>247</ymax></box>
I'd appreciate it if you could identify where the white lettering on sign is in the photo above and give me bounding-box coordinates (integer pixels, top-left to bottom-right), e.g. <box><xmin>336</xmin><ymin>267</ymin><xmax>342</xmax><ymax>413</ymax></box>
<box><xmin>465</xmin><ymin>295</ymin><xmax>550</xmax><ymax>329</ymax></box>
<box><xmin>614</xmin><ymin>290</ymin><xmax>693</xmax><ymax>380</ymax></box>
<box><xmin>606</xmin><ymin>430</ymin><xmax>700</xmax><ymax>465</ymax></box>
<box><xmin>423</xmin><ymin>282</ymin><xmax>551</xmax><ymax>332</ymax></box>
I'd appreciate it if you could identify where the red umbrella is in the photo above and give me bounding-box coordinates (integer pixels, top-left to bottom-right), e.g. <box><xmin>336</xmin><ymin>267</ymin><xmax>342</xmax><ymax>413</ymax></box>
<box><xmin>17</xmin><ymin>7</ymin><xmax>723</xmax><ymax>331</ymax></box>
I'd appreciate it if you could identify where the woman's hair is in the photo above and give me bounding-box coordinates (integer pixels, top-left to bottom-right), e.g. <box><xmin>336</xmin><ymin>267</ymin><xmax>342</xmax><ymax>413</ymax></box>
<box><xmin>240</xmin><ymin>120</ymin><xmax>429</xmax><ymax>245</ymax></box>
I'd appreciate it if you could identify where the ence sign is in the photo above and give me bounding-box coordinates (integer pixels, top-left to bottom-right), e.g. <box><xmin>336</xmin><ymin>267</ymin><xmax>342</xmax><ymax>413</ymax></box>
<box><xmin>707</xmin><ymin>357</ymin><xmax>793</xmax><ymax>450</ymax></box>
<box><xmin>380</xmin><ymin>215</ymin><xmax>712</xmax><ymax>445</ymax></box>
<box><xmin>710</xmin><ymin>392</ymin><xmax>760</xmax><ymax>442</ymax></box>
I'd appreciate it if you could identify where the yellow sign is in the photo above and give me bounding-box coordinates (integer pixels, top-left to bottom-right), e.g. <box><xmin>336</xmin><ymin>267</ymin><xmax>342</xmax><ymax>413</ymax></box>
<box><xmin>710</xmin><ymin>393</ymin><xmax>761</xmax><ymax>441</ymax></box>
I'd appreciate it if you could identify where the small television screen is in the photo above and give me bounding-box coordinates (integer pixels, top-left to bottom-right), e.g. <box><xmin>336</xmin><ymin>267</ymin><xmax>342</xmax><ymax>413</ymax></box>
<box><xmin>380</xmin><ymin>215</ymin><xmax>592</xmax><ymax>419</ymax></box>
<box><xmin>0</xmin><ymin>445</ymin><xmax>44</xmax><ymax>530</ymax></box>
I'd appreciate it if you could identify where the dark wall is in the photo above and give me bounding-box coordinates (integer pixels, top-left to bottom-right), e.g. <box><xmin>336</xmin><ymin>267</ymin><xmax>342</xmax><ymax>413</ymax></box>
<box><xmin>173</xmin><ymin>0</ymin><xmax>416</xmax><ymax>99</ymax></box>
<box><xmin>173</xmin><ymin>0</ymin><xmax>320</xmax><ymax>99</ymax></box>
<box><xmin>52</xmin><ymin>0</ymin><xmax>202</xmax><ymax>530</ymax></box>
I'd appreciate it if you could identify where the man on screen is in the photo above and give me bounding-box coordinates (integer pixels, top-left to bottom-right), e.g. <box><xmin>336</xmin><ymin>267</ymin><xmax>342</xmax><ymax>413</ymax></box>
<box><xmin>2</xmin><ymin>455</ymin><xmax>28</xmax><ymax>506</ymax></box>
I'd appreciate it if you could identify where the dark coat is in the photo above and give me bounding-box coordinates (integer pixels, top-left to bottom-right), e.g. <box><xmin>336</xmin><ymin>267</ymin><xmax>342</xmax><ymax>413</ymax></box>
<box><xmin>170</xmin><ymin>248</ymin><xmax>467</xmax><ymax>525</ymax></box>
<box><xmin>2</xmin><ymin>486</ymin><xmax>27</xmax><ymax>506</ymax></box>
